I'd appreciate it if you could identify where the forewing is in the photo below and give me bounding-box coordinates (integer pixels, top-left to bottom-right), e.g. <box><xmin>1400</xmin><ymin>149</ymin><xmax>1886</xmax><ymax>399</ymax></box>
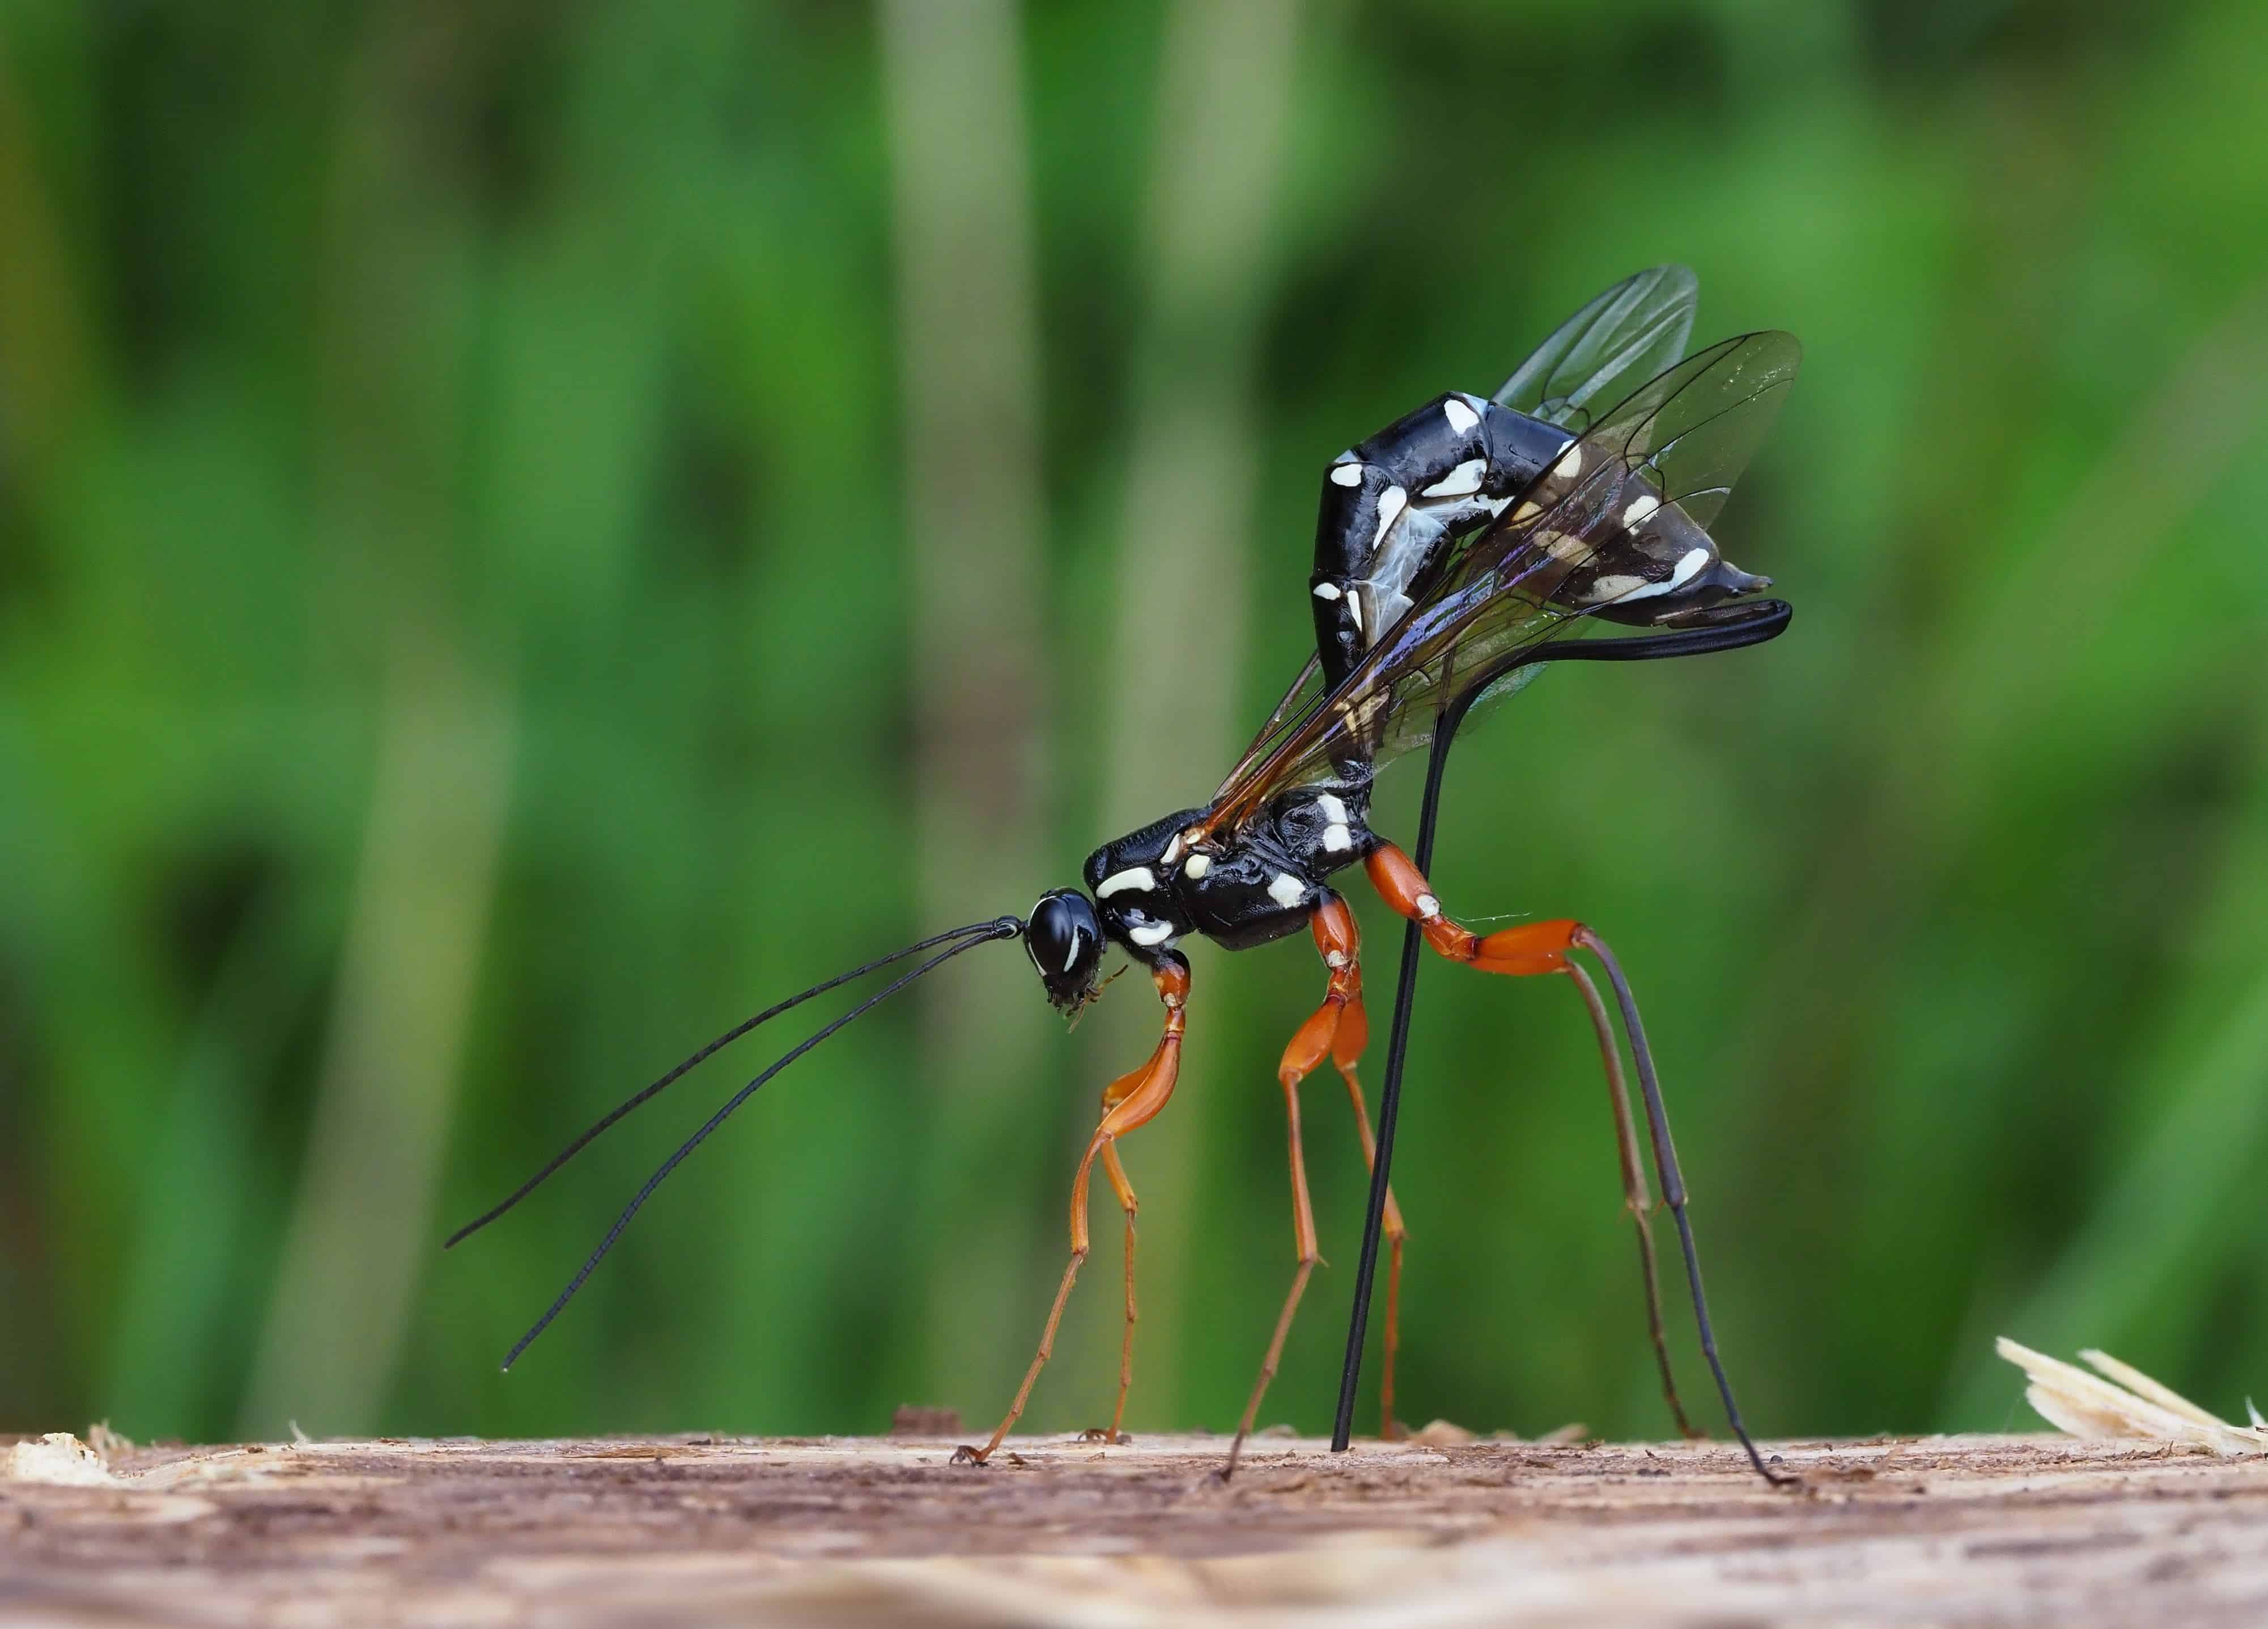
<box><xmin>1207</xmin><ymin>328</ymin><xmax>1799</xmax><ymax>833</ymax></box>
<box><xmin>1211</xmin><ymin>651</ymin><xmax>1324</xmax><ymax>808</ymax></box>
<box><xmin>1612</xmin><ymin>328</ymin><xmax>1800</xmax><ymax>532</ymax></box>
<box><xmin>1494</xmin><ymin>265</ymin><xmax>1698</xmax><ymax>432</ymax></box>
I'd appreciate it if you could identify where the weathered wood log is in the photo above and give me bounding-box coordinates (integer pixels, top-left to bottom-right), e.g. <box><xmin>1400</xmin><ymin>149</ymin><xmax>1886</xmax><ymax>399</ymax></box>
<box><xmin>7</xmin><ymin>1431</ymin><xmax>2268</xmax><ymax>1624</ymax></box>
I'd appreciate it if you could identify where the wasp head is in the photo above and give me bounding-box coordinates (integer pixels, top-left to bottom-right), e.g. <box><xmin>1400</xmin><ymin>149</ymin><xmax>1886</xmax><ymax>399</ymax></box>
<box><xmin>1025</xmin><ymin>889</ymin><xmax>1105</xmax><ymax>1016</ymax></box>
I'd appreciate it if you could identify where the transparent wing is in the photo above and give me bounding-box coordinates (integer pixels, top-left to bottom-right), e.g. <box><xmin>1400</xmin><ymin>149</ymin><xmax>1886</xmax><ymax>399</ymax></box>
<box><xmin>1494</xmin><ymin>265</ymin><xmax>1698</xmax><ymax>432</ymax></box>
<box><xmin>1212</xmin><ymin>651</ymin><xmax>1324</xmax><ymax>810</ymax></box>
<box><xmin>1206</xmin><ymin>329</ymin><xmax>1799</xmax><ymax>835</ymax></box>
<box><xmin>1226</xmin><ymin>269</ymin><xmax>1706</xmax><ymax>800</ymax></box>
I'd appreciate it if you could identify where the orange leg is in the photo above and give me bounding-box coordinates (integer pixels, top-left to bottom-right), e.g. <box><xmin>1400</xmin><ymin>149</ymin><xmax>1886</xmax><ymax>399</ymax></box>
<box><xmin>954</xmin><ymin>957</ymin><xmax>1188</xmax><ymax>1466</ymax></box>
<box><xmin>1366</xmin><ymin>843</ymin><xmax>1776</xmax><ymax>1467</ymax></box>
<box><xmin>1084</xmin><ymin>1140</ymin><xmax>1139</xmax><ymax>1443</ymax></box>
<box><xmin>1223</xmin><ymin>897</ymin><xmax>1373</xmax><ymax>1479</ymax></box>
<box><xmin>1296</xmin><ymin>898</ymin><xmax>1408</xmax><ymax>1441</ymax></box>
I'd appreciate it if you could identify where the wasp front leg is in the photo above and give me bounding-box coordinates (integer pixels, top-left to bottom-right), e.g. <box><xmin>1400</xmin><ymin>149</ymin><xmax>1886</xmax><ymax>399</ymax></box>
<box><xmin>954</xmin><ymin>955</ymin><xmax>1188</xmax><ymax>1467</ymax></box>
<box><xmin>1362</xmin><ymin>842</ymin><xmax>1789</xmax><ymax>1483</ymax></box>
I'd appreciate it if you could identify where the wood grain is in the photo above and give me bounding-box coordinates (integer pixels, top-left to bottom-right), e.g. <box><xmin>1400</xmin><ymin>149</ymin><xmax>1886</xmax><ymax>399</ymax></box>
<box><xmin>7</xmin><ymin>1431</ymin><xmax>2267</xmax><ymax>1625</ymax></box>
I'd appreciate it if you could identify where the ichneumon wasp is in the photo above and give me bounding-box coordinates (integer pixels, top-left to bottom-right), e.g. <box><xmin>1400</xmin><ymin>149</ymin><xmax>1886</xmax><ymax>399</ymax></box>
<box><xmin>448</xmin><ymin>266</ymin><xmax>1802</xmax><ymax>1484</ymax></box>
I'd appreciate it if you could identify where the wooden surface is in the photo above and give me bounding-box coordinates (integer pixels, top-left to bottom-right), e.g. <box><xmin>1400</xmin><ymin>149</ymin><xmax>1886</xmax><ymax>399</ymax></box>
<box><xmin>6</xmin><ymin>1429</ymin><xmax>2268</xmax><ymax>1625</ymax></box>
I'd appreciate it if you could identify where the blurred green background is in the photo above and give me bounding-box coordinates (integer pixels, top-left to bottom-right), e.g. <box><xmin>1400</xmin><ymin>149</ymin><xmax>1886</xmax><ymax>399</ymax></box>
<box><xmin>4</xmin><ymin>0</ymin><xmax>2266</xmax><ymax>1450</ymax></box>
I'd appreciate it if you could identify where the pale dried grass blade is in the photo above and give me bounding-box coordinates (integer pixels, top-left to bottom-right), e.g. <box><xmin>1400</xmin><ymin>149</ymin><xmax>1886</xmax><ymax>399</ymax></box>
<box><xmin>2078</xmin><ymin>1348</ymin><xmax>2228</xmax><ymax>1430</ymax></box>
<box><xmin>1997</xmin><ymin>1337</ymin><xmax>2268</xmax><ymax>1455</ymax></box>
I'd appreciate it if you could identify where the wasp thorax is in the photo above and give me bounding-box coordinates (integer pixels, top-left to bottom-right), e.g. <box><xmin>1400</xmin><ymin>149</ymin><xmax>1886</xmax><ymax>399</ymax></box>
<box><xmin>1026</xmin><ymin>889</ymin><xmax>1103</xmax><ymax>1014</ymax></box>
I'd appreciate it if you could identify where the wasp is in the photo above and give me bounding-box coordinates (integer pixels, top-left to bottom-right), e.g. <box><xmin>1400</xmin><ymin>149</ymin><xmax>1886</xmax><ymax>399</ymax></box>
<box><xmin>449</xmin><ymin>267</ymin><xmax>1801</xmax><ymax>1483</ymax></box>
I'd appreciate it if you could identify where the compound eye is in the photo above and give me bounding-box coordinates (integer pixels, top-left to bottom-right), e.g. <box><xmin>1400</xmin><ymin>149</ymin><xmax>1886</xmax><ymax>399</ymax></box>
<box><xmin>1030</xmin><ymin>903</ymin><xmax>1073</xmax><ymax>973</ymax></box>
<box><xmin>1027</xmin><ymin>890</ymin><xmax>1099</xmax><ymax>979</ymax></box>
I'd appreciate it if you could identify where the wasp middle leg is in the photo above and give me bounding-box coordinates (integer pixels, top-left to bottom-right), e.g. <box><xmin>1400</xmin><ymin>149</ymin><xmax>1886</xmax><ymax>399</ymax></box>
<box><xmin>1297</xmin><ymin>895</ymin><xmax>1408</xmax><ymax>1442</ymax></box>
<box><xmin>954</xmin><ymin>955</ymin><xmax>1188</xmax><ymax>1467</ymax></box>
<box><xmin>1363</xmin><ymin>842</ymin><xmax>1787</xmax><ymax>1483</ymax></box>
<box><xmin>1222</xmin><ymin>895</ymin><xmax>1400</xmax><ymax>1477</ymax></box>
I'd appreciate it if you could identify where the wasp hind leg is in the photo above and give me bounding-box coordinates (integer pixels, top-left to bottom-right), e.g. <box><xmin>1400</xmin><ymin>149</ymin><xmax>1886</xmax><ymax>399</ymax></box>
<box><xmin>1563</xmin><ymin>956</ymin><xmax>1700</xmax><ymax>1440</ymax></box>
<box><xmin>1362</xmin><ymin>842</ymin><xmax>1791</xmax><ymax>1486</ymax></box>
<box><xmin>954</xmin><ymin>957</ymin><xmax>1188</xmax><ymax>1467</ymax></box>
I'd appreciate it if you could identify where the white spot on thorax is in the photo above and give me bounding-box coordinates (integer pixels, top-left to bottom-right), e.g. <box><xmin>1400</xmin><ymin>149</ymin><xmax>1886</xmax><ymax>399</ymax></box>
<box><xmin>1621</xmin><ymin>493</ymin><xmax>1661</xmax><ymax>531</ymax></box>
<box><xmin>1344</xmin><ymin>591</ymin><xmax>1364</xmax><ymax>634</ymax></box>
<box><xmin>1421</xmin><ymin>459</ymin><xmax>1486</xmax><ymax>499</ymax></box>
<box><xmin>1312</xmin><ymin>580</ymin><xmax>1341</xmax><ymax>601</ymax></box>
<box><xmin>1128</xmin><ymin>920</ymin><xmax>1175</xmax><ymax>947</ymax></box>
<box><xmin>1315</xmin><ymin>794</ymin><xmax>1348</xmax><ymax>824</ymax></box>
<box><xmin>1183</xmin><ymin>853</ymin><xmax>1210</xmax><ymax>880</ymax></box>
<box><xmin>1330</xmin><ymin>461</ymin><xmax>1364</xmax><ymax>488</ymax></box>
<box><xmin>1322</xmin><ymin>824</ymin><xmax>1352</xmax><ymax>852</ymax></box>
<box><xmin>1268</xmin><ymin>872</ymin><xmax>1307</xmax><ymax>909</ymax></box>
<box><xmin>1442</xmin><ymin>397</ymin><xmax>1480</xmax><ymax>435</ymax></box>
<box><xmin>1097</xmin><ymin>867</ymin><xmax>1156</xmax><ymax>898</ymax></box>
<box><xmin>1162</xmin><ymin>833</ymin><xmax>1184</xmax><ymax>866</ymax></box>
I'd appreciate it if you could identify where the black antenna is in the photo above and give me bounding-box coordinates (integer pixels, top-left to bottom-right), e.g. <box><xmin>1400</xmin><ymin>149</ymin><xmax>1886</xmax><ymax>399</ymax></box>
<box><xmin>446</xmin><ymin>918</ymin><xmax>1017</xmax><ymax>1250</ymax></box>
<box><xmin>1331</xmin><ymin>600</ymin><xmax>1789</xmax><ymax>1453</ymax></box>
<box><xmin>497</xmin><ymin>915</ymin><xmax>1024</xmax><ymax>1369</ymax></box>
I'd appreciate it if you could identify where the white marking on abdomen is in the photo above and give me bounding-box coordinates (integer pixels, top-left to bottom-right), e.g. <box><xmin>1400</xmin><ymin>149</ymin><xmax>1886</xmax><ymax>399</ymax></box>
<box><xmin>1371</xmin><ymin>485</ymin><xmax>1407</xmax><ymax>550</ymax></box>
<box><xmin>1268</xmin><ymin>871</ymin><xmax>1306</xmax><ymax>909</ymax></box>
<box><xmin>1600</xmin><ymin>548</ymin><xmax>1714</xmax><ymax>607</ymax></box>
<box><xmin>1442</xmin><ymin>397</ymin><xmax>1480</xmax><ymax>435</ymax></box>
<box><xmin>1415</xmin><ymin>893</ymin><xmax>1441</xmax><ymax>919</ymax></box>
<box><xmin>1128</xmin><ymin>920</ymin><xmax>1175</xmax><ymax>947</ymax></box>
<box><xmin>1421</xmin><ymin>459</ymin><xmax>1486</xmax><ymax>499</ymax></box>
<box><xmin>1097</xmin><ymin>867</ymin><xmax>1156</xmax><ymax>898</ymax></box>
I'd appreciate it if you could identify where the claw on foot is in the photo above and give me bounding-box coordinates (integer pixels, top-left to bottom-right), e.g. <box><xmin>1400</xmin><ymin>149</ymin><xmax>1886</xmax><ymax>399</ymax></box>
<box><xmin>949</xmin><ymin>1445</ymin><xmax>987</xmax><ymax>1466</ymax></box>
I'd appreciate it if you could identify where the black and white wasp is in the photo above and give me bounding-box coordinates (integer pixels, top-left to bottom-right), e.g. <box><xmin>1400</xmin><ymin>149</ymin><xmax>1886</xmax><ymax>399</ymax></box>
<box><xmin>450</xmin><ymin>266</ymin><xmax>1802</xmax><ymax>1483</ymax></box>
